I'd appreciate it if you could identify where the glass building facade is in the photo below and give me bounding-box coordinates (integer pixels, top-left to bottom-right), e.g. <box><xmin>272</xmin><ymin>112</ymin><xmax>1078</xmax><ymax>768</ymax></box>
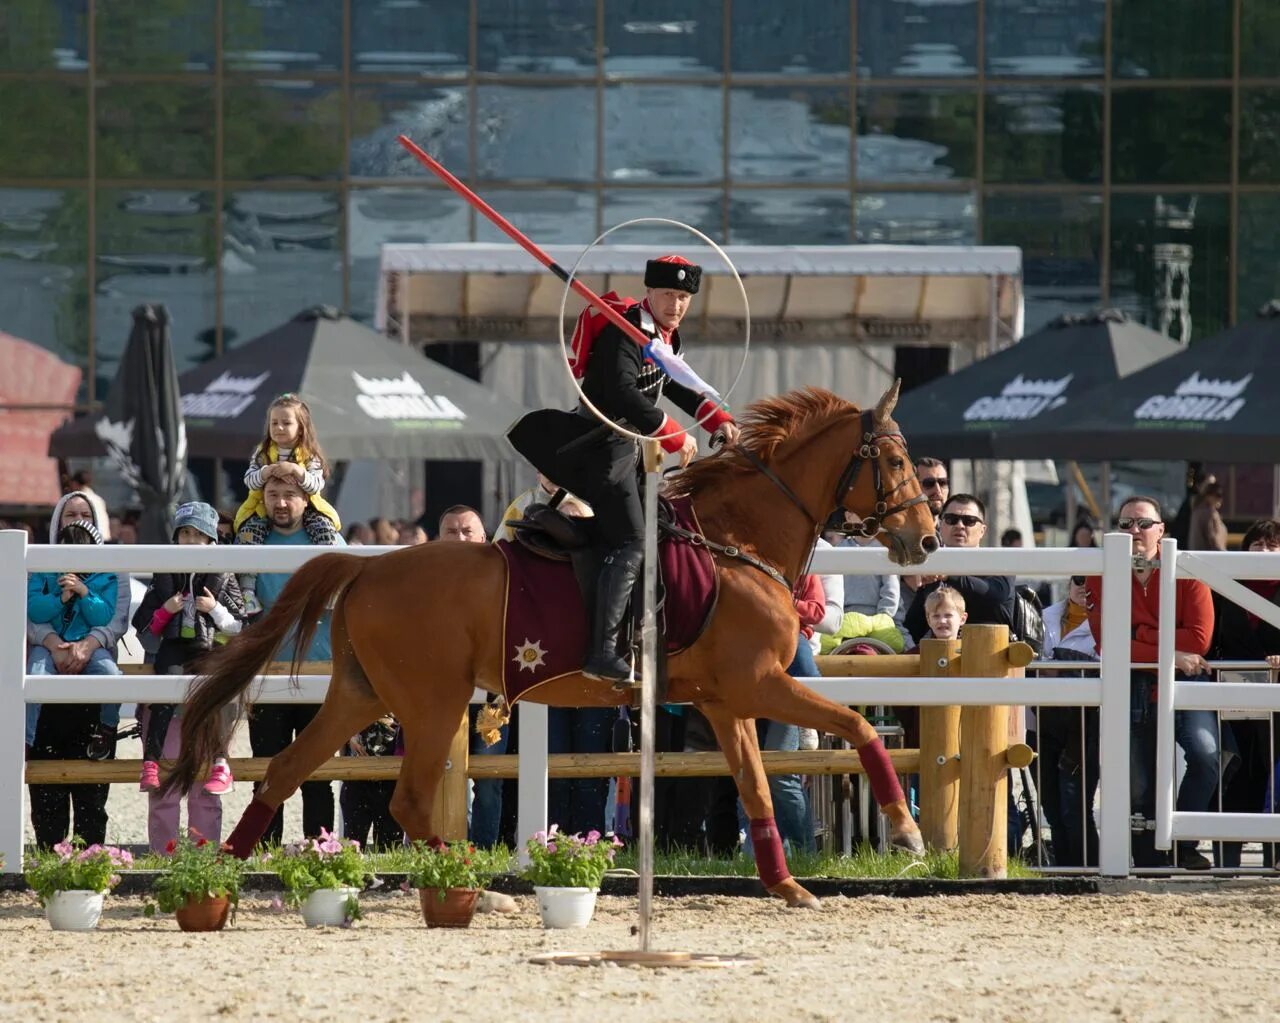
<box><xmin>3</xmin><ymin>0</ymin><xmax>1276</xmax><ymax>407</ymax></box>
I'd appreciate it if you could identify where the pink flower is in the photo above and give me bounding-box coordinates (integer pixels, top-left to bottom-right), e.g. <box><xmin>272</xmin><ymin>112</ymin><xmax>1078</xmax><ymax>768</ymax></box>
<box><xmin>270</xmin><ymin>896</ymin><xmax>285</xmax><ymax>912</ymax></box>
<box><xmin>546</xmin><ymin>842</ymin><xmax>557</xmax><ymax>854</ymax></box>
<box><xmin>586</xmin><ymin>830</ymin><xmax>601</xmax><ymax>844</ymax></box>
<box><xmin>53</xmin><ymin>841</ymin><xmax>73</xmax><ymax>859</ymax></box>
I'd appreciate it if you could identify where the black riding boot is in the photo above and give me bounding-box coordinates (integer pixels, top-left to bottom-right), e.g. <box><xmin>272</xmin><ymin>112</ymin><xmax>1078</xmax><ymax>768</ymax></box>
<box><xmin>582</xmin><ymin>543</ymin><xmax>643</xmax><ymax>686</ymax></box>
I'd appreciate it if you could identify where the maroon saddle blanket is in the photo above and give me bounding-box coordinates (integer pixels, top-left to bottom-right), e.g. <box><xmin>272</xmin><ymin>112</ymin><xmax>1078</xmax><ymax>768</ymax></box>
<box><xmin>495</xmin><ymin>495</ymin><xmax>717</xmax><ymax>705</ymax></box>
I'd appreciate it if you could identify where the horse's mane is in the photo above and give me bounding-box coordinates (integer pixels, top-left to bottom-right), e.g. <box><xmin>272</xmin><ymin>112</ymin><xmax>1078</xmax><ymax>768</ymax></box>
<box><xmin>666</xmin><ymin>387</ymin><xmax>859</xmax><ymax>499</ymax></box>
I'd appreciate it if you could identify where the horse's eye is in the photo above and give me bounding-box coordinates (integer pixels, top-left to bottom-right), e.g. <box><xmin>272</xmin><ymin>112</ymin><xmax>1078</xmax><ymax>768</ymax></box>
<box><xmin>889</xmin><ymin>457</ymin><xmax>904</xmax><ymax>470</ymax></box>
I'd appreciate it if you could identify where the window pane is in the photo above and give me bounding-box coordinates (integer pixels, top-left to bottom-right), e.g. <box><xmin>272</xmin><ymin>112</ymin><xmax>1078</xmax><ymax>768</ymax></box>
<box><xmin>728</xmin><ymin>190</ymin><xmax>850</xmax><ymax>245</ymax></box>
<box><xmin>475</xmin><ymin>190</ymin><xmax>595</xmax><ymax>244</ymax></box>
<box><xmin>984</xmin><ymin>0</ymin><xmax>1104</xmax><ymax>77</ymax></box>
<box><xmin>349</xmin><ymin>84</ymin><xmax>469</xmax><ymax>179</ymax></box>
<box><xmin>602</xmin><ymin>189</ymin><xmax>723</xmax><ymax>244</ymax></box>
<box><xmin>1243</xmin><ymin>1</ymin><xmax>1280</xmax><ymax>77</ymax></box>
<box><xmin>477</xmin><ymin>0</ymin><xmax>595</xmax><ymax>75</ymax></box>
<box><xmin>855</xmin><ymin>192</ymin><xmax>976</xmax><ymax>244</ymax></box>
<box><xmin>1109</xmin><ymin>193</ymin><xmax>1228</xmax><ymax>344</ymax></box>
<box><xmin>1111</xmin><ymin>0</ymin><xmax>1230</xmax><ymax>79</ymax></box>
<box><xmin>730</xmin><ymin>0</ymin><xmax>849</xmax><ymax>74</ymax></box>
<box><xmin>984</xmin><ymin>194</ymin><xmax>1102</xmax><ymax>333</ymax></box>
<box><xmin>1236</xmin><ymin>195</ymin><xmax>1280</xmax><ymax>323</ymax></box>
<box><xmin>0</xmin><ymin>82</ymin><xmax>88</xmax><ymax>178</ymax></box>
<box><xmin>351</xmin><ymin>0</ymin><xmax>468</xmax><ymax>75</ymax></box>
<box><xmin>603</xmin><ymin>0</ymin><xmax>723</xmax><ymax>77</ymax></box>
<box><xmin>856</xmin><ymin>89</ymin><xmax>976</xmax><ymax>184</ymax></box>
<box><xmin>347</xmin><ymin>187</ymin><xmax>470</xmax><ymax>324</ymax></box>
<box><xmin>0</xmin><ymin>0</ymin><xmax>87</xmax><ymax>71</ymax></box>
<box><xmin>857</xmin><ymin>0</ymin><xmax>977</xmax><ymax>78</ymax></box>
<box><xmin>984</xmin><ymin>88</ymin><xmax>1102</xmax><ymax>184</ymax></box>
<box><xmin>224</xmin><ymin>0</ymin><xmax>342</xmax><ymax>72</ymax></box>
<box><xmin>96</xmin><ymin>83</ymin><xmax>215</xmax><ymax>180</ymax></box>
<box><xmin>1240</xmin><ymin>90</ymin><xmax>1280</xmax><ymax>184</ymax></box>
<box><xmin>96</xmin><ymin>0</ymin><xmax>215</xmax><ymax>72</ymax></box>
<box><xmin>223</xmin><ymin>81</ymin><xmax>343</xmax><ymax>180</ymax></box>
<box><xmin>95</xmin><ymin>189</ymin><xmax>216</xmax><ymax>393</ymax></box>
<box><xmin>1111</xmin><ymin>90</ymin><xmax>1230</xmax><ymax>184</ymax></box>
<box><xmin>729</xmin><ymin>86</ymin><xmax>850</xmax><ymax>183</ymax></box>
<box><xmin>476</xmin><ymin>86</ymin><xmax>597</xmax><ymax>182</ymax></box>
<box><xmin>0</xmin><ymin>188</ymin><xmax>89</xmax><ymax>391</ymax></box>
<box><xmin>604</xmin><ymin>85</ymin><xmax>722</xmax><ymax>183</ymax></box>
<box><xmin>222</xmin><ymin>191</ymin><xmax>342</xmax><ymax>350</ymax></box>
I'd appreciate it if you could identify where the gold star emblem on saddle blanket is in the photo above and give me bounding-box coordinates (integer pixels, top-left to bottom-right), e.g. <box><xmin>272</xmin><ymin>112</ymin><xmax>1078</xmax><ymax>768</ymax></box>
<box><xmin>512</xmin><ymin>638</ymin><xmax>549</xmax><ymax>673</ymax></box>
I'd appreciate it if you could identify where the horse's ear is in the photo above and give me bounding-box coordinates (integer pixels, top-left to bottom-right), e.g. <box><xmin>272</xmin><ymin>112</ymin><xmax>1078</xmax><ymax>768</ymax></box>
<box><xmin>874</xmin><ymin>378</ymin><xmax>902</xmax><ymax>425</ymax></box>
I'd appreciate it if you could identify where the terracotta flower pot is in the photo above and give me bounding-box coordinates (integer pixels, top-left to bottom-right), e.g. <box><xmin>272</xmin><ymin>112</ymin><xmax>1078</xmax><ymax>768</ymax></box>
<box><xmin>418</xmin><ymin>887</ymin><xmax>479</xmax><ymax>928</ymax></box>
<box><xmin>175</xmin><ymin>895</ymin><xmax>231</xmax><ymax>932</ymax></box>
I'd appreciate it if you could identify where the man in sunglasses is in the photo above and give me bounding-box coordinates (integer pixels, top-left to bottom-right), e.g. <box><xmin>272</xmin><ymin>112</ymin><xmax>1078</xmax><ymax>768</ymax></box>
<box><xmin>915</xmin><ymin>457</ymin><xmax>949</xmax><ymax>519</ymax></box>
<box><xmin>1084</xmin><ymin>495</ymin><xmax>1217</xmax><ymax>869</ymax></box>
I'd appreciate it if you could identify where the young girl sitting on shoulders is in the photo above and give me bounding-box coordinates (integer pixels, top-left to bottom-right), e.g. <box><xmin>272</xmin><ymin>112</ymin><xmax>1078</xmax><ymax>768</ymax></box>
<box><xmin>233</xmin><ymin>393</ymin><xmax>340</xmax><ymax>612</ymax></box>
<box><xmin>924</xmin><ymin>585</ymin><xmax>967</xmax><ymax>641</ymax></box>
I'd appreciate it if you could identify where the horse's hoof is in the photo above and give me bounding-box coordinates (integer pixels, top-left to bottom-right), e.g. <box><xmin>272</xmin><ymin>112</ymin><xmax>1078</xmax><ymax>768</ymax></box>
<box><xmin>767</xmin><ymin>879</ymin><xmax>822</xmax><ymax>910</ymax></box>
<box><xmin>890</xmin><ymin>826</ymin><xmax>927</xmax><ymax>859</ymax></box>
<box><xmin>476</xmin><ymin>890</ymin><xmax>518</xmax><ymax>914</ymax></box>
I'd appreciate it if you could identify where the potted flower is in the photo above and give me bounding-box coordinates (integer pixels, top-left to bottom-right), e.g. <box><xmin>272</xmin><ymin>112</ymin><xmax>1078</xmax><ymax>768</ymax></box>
<box><xmin>522</xmin><ymin>826</ymin><xmax>621</xmax><ymax>928</ymax></box>
<box><xmin>270</xmin><ymin>828</ymin><xmax>372</xmax><ymax>927</ymax></box>
<box><xmin>144</xmin><ymin>833</ymin><xmax>245</xmax><ymax>931</ymax></box>
<box><xmin>404</xmin><ymin>840</ymin><xmax>506</xmax><ymax>928</ymax></box>
<box><xmin>25</xmin><ymin>838</ymin><xmax>133</xmax><ymax>931</ymax></box>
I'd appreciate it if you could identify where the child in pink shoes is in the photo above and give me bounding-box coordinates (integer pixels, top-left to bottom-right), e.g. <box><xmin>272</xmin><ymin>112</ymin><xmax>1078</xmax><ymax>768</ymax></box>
<box><xmin>132</xmin><ymin>502</ymin><xmax>244</xmax><ymax>796</ymax></box>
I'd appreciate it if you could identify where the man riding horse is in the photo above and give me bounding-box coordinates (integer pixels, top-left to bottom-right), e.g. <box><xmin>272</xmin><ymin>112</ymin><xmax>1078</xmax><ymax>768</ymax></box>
<box><xmin>508</xmin><ymin>254</ymin><xmax>740</xmax><ymax>685</ymax></box>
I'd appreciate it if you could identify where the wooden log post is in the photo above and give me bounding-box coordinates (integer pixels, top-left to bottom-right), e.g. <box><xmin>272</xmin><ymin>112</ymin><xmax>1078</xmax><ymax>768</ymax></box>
<box><xmin>435</xmin><ymin>713</ymin><xmax>471</xmax><ymax>841</ymax></box>
<box><xmin>917</xmin><ymin>638</ymin><xmax>961</xmax><ymax>852</ymax></box>
<box><xmin>958</xmin><ymin>624</ymin><xmax>1012</xmax><ymax>879</ymax></box>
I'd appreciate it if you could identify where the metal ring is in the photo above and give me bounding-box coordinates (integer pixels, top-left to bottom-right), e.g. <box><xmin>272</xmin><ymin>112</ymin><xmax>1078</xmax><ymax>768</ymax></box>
<box><xmin>556</xmin><ymin>218</ymin><xmax>751</xmax><ymax>444</ymax></box>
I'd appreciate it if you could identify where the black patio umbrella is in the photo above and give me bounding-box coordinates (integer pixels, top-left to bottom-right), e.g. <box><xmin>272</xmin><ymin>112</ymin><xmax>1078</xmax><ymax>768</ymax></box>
<box><xmin>893</xmin><ymin>309</ymin><xmax>1184</xmax><ymax>460</ymax></box>
<box><xmin>49</xmin><ymin>304</ymin><xmax>187</xmax><ymax>543</ymax></box>
<box><xmin>53</xmin><ymin>307</ymin><xmax>531</xmax><ymax>463</ymax></box>
<box><xmin>996</xmin><ymin>303</ymin><xmax>1280</xmax><ymax>463</ymax></box>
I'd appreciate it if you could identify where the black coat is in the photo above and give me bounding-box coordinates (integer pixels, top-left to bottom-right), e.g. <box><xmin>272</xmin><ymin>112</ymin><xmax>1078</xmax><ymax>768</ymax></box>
<box><xmin>133</xmin><ymin>571</ymin><xmax>244</xmax><ymax>651</ymax></box>
<box><xmin>904</xmin><ymin>574</ymin><xmax>1015</xmax><ymax>644</ymax></box>
<box><xmin>1210</xmin><ymin>588</ymin><xmax>1280</xmax><ymax>660</ymax></box>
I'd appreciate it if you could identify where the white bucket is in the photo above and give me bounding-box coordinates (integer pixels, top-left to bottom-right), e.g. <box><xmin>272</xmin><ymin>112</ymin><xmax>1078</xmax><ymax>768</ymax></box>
<box><xmin>534</xmin><ymin>886</ymin><xmax>598</xmax><ymax>929</ymax></box>
<box><xmin>45</xmin><ymin>890</ymin><xmax>105</xmax><ymax>931</ymax></box>
<box><xmin>299</xmin><ymin>887</ymin><xmax>360</xmax><ymax>927</ymax></box>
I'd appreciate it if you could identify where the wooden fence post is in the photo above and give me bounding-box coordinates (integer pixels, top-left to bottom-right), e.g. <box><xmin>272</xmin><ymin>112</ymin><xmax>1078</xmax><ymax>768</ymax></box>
<box><xmin>918</xmin><ymin>638</ymin><xmax>961</xmax><ymax>851</ymax></box>
<box><xmin>435</xmin><ymin>712</ymin><xmax>471</xmax><ymax>841</ymax></box>
<box><xmin>958</xmin><ymin>624</ymin><xmax>1010</xmax><ymax>879</ymax></box>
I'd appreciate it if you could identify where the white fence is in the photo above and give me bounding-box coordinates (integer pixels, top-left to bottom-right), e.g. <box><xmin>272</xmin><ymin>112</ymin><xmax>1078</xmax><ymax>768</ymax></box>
<box><xmin>5</xmin><ymin>527</ymin><xmax>1280</xmax><ymax>876</ymax></box>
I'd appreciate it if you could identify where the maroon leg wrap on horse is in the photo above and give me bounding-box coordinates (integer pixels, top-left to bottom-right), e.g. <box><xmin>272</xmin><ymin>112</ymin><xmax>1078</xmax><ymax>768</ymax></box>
<box><xmin>750</xmin><ymin>817</ymin><xmax>790</xmax><ymax>888</ymax></box>
<box><xmin>857</xmin><ymin>739</ymin><xmax>905</xmax><ymax>807</ymax></box>
<box><xmin>222</xmin><ymin>798</ymin><xmax>276</xmax><ymax>860</ymax></box>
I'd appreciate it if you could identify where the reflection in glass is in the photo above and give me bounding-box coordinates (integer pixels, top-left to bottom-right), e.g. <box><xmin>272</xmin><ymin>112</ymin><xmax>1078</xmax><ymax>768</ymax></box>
<box><xmin>603</xmin><ymin>0</ymin><xmax>723</xmax><ymax>76</ymax></box>
<box><xmin>349</xmin><ymin>84</ymin><xmax>468</xmax><ymax>178</ymax></box>
<box><xmin>1236</xmin><ymin>196</ymin><xmax>1280</xmax><ymax>323</ymax></box>
<box><xmin>984</xmin><ymin>194</ymin><xmax>1102</xmax><ymax>333</ymax></box>
<box><xmin>1109</xmin><ymin>193</ymin><xmax>1228</xmax><ymax>344</ymax></box>
<box><xmin>0</xmin><ymin>189</ymin><xmax>89</xmax><ymax>391</ymax></box>
<box><xmin>223</xmin><ymin>81</ymin><xmax>343</xmax><ymax>180</ymax></box>
<box><xmin>602</xmin><ymin>190</ymin><xmax>723</xmax><ymax>244</ymax></box>
<box><xmin>729</xmin><ymin>86</ymin><xmax>850</xmax><ymax>183</ymax></box>
<box><xmin>730</xmin><ymin>0</ymin><xmax>849</xmax><ymax>74</ymax></box>
<box><xmin>857</xmin><ymin>0</ymin><xmax>977</xmax><ymax>78</ymax></box>
<box><xmin>95</xmin><ymin>190</ymin><xmax>216</xmax><ymax>388</ymax></box>
<box><xmin>1110</xmin><ymin>89</ymin><xmax>1230</xmax><ymax>184</ymax></box>
<box><xmin>1111</xmin><ymin>0</ymin><xmax>1229</xmax><ymax>78</ymax></box>
<box><xmin>0</xmin><ymin>82</ymin><xmax>88</xmax><ymax>178</ymax></box>
<box><xmin>856</xmin><ymin>90</ymin><xmax>976</xmax><ymax>184</ymax></box>
<box><xmin>222</xmin><ymin>191</ymin><xmax>342</xmax><ymax>349</ymax></box>
<box><xmin>96</xmin><ymin>0</ymin><xmax>216</xmax><ymax>72</ymax></box>
<box><xmin>477</xmin><ymin>0</ymin><xmax>595</xmax><ymax>75</ymax></box>
<box><xmin>984</xmin><ymin>0</ymin><xmax>1104</xmax><ymax>77</ymax></box>
<box><xmin>855</xmin><ymin>192</ymin><xmax>976</xmax><ymax>245</ymax></box>
<box><xmin>604</xmin><ymin>85</ymin><xmax>723</xmax><ymax>183</ymax></box>
<box><xmin>1242</xmin><ymin>1</ymin><xmax>1280</xmax><ymax>77</ymax></box>
<box><xmin>475</xmin><ymin>190</ymin><xmax>596</xmax><ymax>244</ymax></box>
<box><xmin>984</xmin><ymin>88</ymin><xmax>1102</xmax><ymax>184</ymax></box>
<box><xmin>476</xmin><ymin>86</ymin><xmax>596</xmax><ymax>182</ymax></box>
<box><xmin>0</xmin><ymin>0</ymin><xmax>87</xmax><ymax>71</ymax></box>
<box><xmin>347</xmin><ymin>187</ymin><xmax>470</xmax><ymax>324</ymax></box>
<box><xmin>1240</xmin><ymin>90</ymin><xmax>1280</xmax><ymax>184</ymax></box>
<box><xmin>728</xmin><ymin>190</ymin><xmax>850</xmax><ymax>245</ymax></box>
<box><xmin>351</xmin><ymin>0</ymin><xmax>468</xmax><ymax>75</ymax></box>
<box><xmin>223</xmin><ymin>0</ymin><xmax>342</xmax><ymax>72</ymax></box>
<box><xmin>96</xmin><ymin>83</ymin><xmax>215</xmax><ymax>180</ymax></box>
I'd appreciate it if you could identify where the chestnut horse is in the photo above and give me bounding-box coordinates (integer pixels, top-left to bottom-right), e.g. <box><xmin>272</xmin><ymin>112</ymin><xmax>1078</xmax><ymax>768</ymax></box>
<box><xmin>170</xmin><ymin>383</ymin><xmax>937</xmax><ymax>908</ymax></box>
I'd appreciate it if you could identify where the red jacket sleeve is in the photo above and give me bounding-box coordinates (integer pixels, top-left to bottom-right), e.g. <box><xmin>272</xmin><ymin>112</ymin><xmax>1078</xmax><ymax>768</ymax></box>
<box><xmin>793</xmin><ymin>575</ymin><xmax>827</xmax><ymax>632</ymax></box>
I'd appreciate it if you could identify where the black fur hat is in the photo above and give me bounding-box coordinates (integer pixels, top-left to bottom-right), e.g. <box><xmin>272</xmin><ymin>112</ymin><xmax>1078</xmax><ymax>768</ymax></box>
<box><xmin>644</xmin><ymin>254</ymin><xmax>701</xmax><ymax>294</ymax></box>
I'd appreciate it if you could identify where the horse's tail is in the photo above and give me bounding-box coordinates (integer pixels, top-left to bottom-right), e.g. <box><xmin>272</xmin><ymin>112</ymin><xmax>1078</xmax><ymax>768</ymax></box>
<box><xmin>165</xmin><ymin>552</ymin><xmax>368</xmax><ymax>795</ymax></box>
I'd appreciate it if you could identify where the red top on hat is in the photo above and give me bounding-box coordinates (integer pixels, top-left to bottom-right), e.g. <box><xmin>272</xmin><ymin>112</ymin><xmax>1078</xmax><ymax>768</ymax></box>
<box><xmin>652</xmin><ymin>254</ymin><xmax>694</xmax><ymax>265</ymax></box>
